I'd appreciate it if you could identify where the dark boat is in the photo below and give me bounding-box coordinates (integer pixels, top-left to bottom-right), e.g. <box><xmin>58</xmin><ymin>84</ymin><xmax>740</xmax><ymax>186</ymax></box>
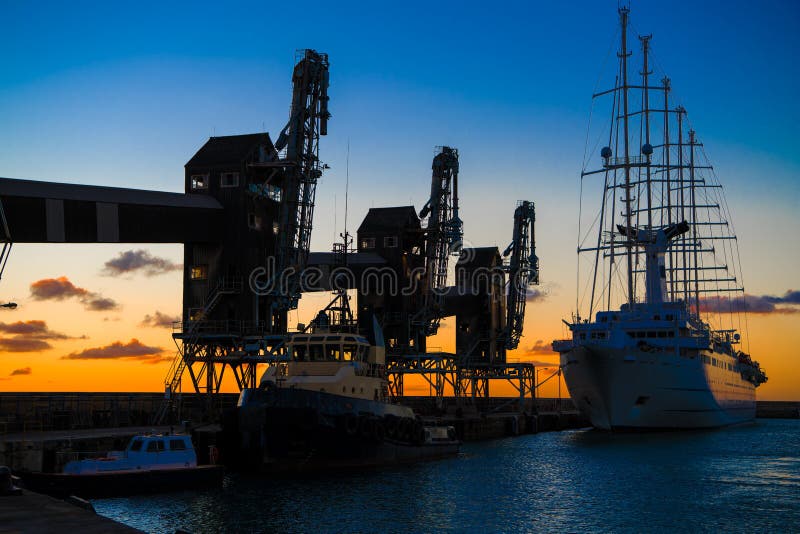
<box><xmin>230</xmin><ymin>304</ymin><xmax>460</xmax><ymax>472</ymax></box>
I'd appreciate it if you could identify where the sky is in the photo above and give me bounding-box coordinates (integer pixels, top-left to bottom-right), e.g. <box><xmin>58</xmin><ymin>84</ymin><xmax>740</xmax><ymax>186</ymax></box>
<box><xmin>0</xmin><ymin>0</ymin><xmax>798</xmax><ymax>399</ymax></box>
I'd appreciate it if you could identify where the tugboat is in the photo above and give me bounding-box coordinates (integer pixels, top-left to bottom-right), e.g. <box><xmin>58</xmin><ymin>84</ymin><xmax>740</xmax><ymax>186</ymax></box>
<box><xmin>17</xmin><ymin>434</ymin><xmax>224</xmax><ymax>498</ymax></box>
<box><xmin>234</xmin><ymin>238</ymin><xmax>460</xmax><ymax>471</ymax></box>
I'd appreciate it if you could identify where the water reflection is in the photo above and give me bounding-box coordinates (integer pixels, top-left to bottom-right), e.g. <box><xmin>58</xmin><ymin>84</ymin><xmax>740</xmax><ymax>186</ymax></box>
<box><xmin>94</xmin><ymin>420</ymin><xmax>800</xmax><ymax>533</ymax></box>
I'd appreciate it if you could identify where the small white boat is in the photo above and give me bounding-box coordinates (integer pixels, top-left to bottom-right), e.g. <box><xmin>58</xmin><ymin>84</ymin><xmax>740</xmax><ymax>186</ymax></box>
<box><xmin>63</xmin><ymin>434</ymin><xmax>197</xmax><ymax>474</ymax></box>
<box><xmin>19</xmin><ymin>434</ymin><xmax>223</xmax><ymax>498</ymax></box>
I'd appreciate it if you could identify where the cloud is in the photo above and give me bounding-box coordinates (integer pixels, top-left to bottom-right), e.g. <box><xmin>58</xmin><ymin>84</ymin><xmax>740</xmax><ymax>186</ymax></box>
<box><xmin>763</xmin><ymin>290</ymin><xmax>800</xmax><ymax>305</ymax></box>
<box><xmin>29</xmin><ymin>276</ymin><xmax>120</xmax><ymax>312</ymax></box>
<box><xmin>525</xmin><ymin>288</ymin><xmax>547</xmax><ymax>303</ymax></box>
<box><xmin>102</xmin><ymin>249</ymin><xmax>181</xmax><ymax>277</ymax></box>
<box><xmin>10</xmin><ymin>367</ymin><xmax>31</xmax><ymax>376</ymax></box>
<box><xmin>84</xmin><ymin>296</ymin><xmax>120</xmax><ymax>311</ymax></box>
<box><xmin>0</xmin><ymin>320</ymin><xmax>66</xmax><ymax>339</ymax></box>
<box><xmin>524</xmin><ymin>282</ymin><xmax>558</xmax><ymax>303</ymax></box>
<box><xmin>0</xmin><ymin>338</ymin><xmax>52</xmax><ymax>352</ymax></box>
<box><xmin>61</xmin><ymin>338</ymin><xmax>164</xmax><ymax>361</ymax></box>
<box><xmin>30</xmin><ymin>276</ymin><xmax>88</xmax><ymax>300</ymax></box>
<box><xmin>700</xmin><ymin>291</ymin><xmax>800</xmax><ymax>315</ymax></box>
<box><xmin>525</xmin><ymin>339</ymin><xmax>556</xmax><ymax>355</ymax></box>
<box><xmin>140</xmin><ymin>311</ymin><xmax>180</xmax><ymax>329</ymax></box>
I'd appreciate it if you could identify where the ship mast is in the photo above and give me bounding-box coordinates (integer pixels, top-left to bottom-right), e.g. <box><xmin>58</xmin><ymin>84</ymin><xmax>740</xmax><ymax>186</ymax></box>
<box><xmin>640</xmin><ymin>35</ymin><xmax>653</xmax><ymax>230</ymax></box>
<box><xmin>619</xmin><ymin>6</ymin><xmax>635</xmax><ymax>307</ymax></box>
<box><xmin>662</xmin><ymin>76</ymin><xmax>673</xmax><ymax>300</ymax></box>
<box><xmin>689</xmin><ymin>129</ymin><xmax>700</xmax><ymax>315</ymax></box>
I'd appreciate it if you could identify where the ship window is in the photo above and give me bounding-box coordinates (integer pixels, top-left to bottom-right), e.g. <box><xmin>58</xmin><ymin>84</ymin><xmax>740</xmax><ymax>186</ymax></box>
<box><xmin>647</xmin><ymin>332</ymin><xmax>656</xmax><ymax>338</ymax></box>
<box><xmin>580</xmin><ymin>333</ymin><xmax>586</xmax><ymax>340</ymax></box>
<box><xmin>309</xmin><ymin>344</ymin><xmax>324</xmax><ymax>361</ymax></box>
<box><xmin>658</xmin><ymin>331</ymin><xmax>667</xmax><ymax>338</ymax></box>
<box><xmin>666</xmin><ymin>315</ymin><xmax>674</xmax><ymax>321</ymax></box>
<box><xmin>220</xmin><ymin>172</ymin><xmax>239</xmax><ymax>188</ymax></box>
<box><xmin>129</xmin><ymin>439</ymin><xmax>143</xmax><ymax>452</ymax></box>
<box><xmin>361</xmin><ymin>238</ymin><xmax>376</xmax><ymax>249</ymax></box>
<box><xmin>191</xmin><ymin>174</ymin><xmax>208</xmax><ymax>190</ymax></box>
<box><xmin>293</xmin><ymin>345</ymin><xmax>308</xmax><ymax>362</ymax></box>
<box><xmin>384</xmin><ymin>236</ymin><xmax>398</xmax><ymax>248</ymax></box>
<box><xmin>325</xmin><ymin>345</ymin><xmax>340</xmax><ymax>361</ymax></box>
<box><xmin>169</xmin><ymin>439</ymin><xmax>187</xmax><ymax>451</ymax></box>
<box><xmin>654</xmin><ymin>315</ymin><xmax>660</xmax><ymax>320</ymax></box>
<box><xmin>668</xmin><ymin>331</ymin><xmax>675</xmax><ymax>338</ymax></box>
<box><xmin>342</xmin><ymin>344</ymin><xmax>357</xmax><ymax>361</ymax></box>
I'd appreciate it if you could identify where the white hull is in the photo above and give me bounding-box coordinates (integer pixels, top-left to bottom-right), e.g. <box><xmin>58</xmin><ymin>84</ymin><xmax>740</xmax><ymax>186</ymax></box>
<box><xmin>560</xmin><ymin>345</ymin><xmax>756</xmax><ymax>430</ymax></box>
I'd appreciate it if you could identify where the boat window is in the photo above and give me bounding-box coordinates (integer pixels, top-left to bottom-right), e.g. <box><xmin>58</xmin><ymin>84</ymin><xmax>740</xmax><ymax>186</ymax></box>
<box><xmin>309</xmin><ymin>336</ymin><xmax>325</xmax><ymax>342</ymax></box>
<box><xmin>169</xmin><ymin>439</ymin><xmax>187</xmax><ymax>451</ymax></box>
<box><xmin>129</xmin><ymin>439</ymin><xmax>143</xmax><ymax>452</ymax></box>
<box><xmin>647</xmin><ymin>332</ymin><xmax>656</xmax><ymax>338</ymax></box>
<box><xmin>146</xmin><ymin>440</ymin><xmax>165</xmax><ymax>453</ymax></box>
<box><xmin>342</xmin><ymin>344</ymin><xmax>357</xmax><ymax>361</ymax></box>
<box><xmin>293</xmin><ymin>345</ymin><xmax>308</xmax><ymax>362</ymax></box>
<box><xmin>345</xmin><ymin>337</ymin><xmax>357</xmax><ymax>342</ymax></box>
<box><xmin>657</xmin><ymin>331</ymin><xmax>667</xmax><ymax>338</ymax></box>
<box><xmin>325</xmin><ymin>344</ymin><xmax>341</xmax><ymax>361</ymax></box>
<box><xmin>309</xmin><ymin>344</ymin><xmax>324</xmax><ymax>361</ymax></box>
<box><xmin>326</xmin><ymin>336</ymin><xmax>342</xmax><ymax>342</ymax></box>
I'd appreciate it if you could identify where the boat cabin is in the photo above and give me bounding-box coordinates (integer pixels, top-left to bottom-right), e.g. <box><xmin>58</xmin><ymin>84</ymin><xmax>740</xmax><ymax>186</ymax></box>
<box><xmin>287</xmin><ymin>334</ymin><xmax>371</xmax><ymax>362</ymax></box>
<box><xmin>63</xmin><ymin>434</ymin><xmax>197</xmax><ymax>474</ymax></box>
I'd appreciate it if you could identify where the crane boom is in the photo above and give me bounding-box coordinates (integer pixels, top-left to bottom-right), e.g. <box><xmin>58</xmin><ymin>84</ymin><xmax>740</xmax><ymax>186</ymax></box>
<box><xmin>270</xmin><ymin>49</ymin><xmax>330</xmax><ymax>311</ymax></box>
<box><xmin>502</xmin><ymin>200</ymin><xmax>539</xmax><ymax>350</ymax></box>
<box><xmin>416</xmin><ymin>146</ymin><xmax>462</xmax><ymax>336</ymax></box>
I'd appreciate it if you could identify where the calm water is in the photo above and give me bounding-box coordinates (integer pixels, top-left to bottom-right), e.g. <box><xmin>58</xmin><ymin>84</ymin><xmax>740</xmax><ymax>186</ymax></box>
<box><xmin>93</xmin><ymin>419</ymin><xmax>800</xmax><ymax>533</ymax></box>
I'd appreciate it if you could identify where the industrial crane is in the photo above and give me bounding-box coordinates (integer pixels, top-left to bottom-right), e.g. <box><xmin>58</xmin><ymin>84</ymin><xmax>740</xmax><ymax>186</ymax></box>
<box><xmin>270</xmin><ymin>49</ymin><xmax>331</xmax><ymax>312</ymax></box>
<box><xmin>502</xmin><ymin>200</ymin><xmax>539</xmax><ymax>350</ymax></box>
<box><xmin>415</xmin><ymin>146</ymin><xmax>463</xmax><ymax>337</ymax></box>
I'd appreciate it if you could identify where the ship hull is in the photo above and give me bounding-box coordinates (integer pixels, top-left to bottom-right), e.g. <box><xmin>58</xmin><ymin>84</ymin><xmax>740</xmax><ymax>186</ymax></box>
<box><xmin>560</xmin><ymin>345</ymin><xmax>756</xmax><ymax>430</ymax></box>
<box><xmin>229</xmin><ymin>387</ymin><xmax>459</xmax><ymax>471</ymax></box>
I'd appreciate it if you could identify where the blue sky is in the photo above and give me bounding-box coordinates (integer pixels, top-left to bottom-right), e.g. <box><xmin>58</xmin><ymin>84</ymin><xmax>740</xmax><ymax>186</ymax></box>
<box><xmin>1</xmin><ymin>0</ymin><xmax>798</xmax><ymax>397</ymax></box>
<box><xmin>0</xmin><ymin>0</ymin><xmax>798</xmax><ymax>292</ymax></box>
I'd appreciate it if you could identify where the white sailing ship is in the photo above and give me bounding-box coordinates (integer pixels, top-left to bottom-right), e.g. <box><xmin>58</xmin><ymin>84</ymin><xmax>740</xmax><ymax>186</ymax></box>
<box><xmin>553</xmin><ymin>6</ymin><xmax>767</xmax><ymax>430</ymax></box>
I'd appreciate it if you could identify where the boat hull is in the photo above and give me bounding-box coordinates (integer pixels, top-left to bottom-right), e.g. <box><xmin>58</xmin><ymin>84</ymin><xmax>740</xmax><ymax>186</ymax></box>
<box><xmin>230</xmin><ymin>387</ymin><xmax>460</xmax><ymax>471</ymax></box>
<box><xmin>560</xmin><ymin>344</ymin><xmax>756</xmax><ymax>430</ymax></box>
<box><xmin>16</xmin><ymin>465</ymin><xmax>224</xmax><ymax>499</ymax></box>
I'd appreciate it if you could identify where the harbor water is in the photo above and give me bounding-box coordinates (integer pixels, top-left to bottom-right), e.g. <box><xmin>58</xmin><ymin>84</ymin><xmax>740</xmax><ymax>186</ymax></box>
<box><xmin>93</xmin><ymin>419</ymin><xmax>800</xmax><ymax>533</ymax></box>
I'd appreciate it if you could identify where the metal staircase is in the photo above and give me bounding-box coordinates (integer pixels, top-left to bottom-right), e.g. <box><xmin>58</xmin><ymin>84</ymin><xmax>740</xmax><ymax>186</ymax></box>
<box><xmin>153</xmin><ymin>276</ymin><xmax>242</xmax><ymax>424</ymax></box>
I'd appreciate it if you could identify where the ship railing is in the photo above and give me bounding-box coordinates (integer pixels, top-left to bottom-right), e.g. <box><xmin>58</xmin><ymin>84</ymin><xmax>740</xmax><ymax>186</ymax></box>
<box><xmin>173</xmin><ymin>320</ymin><xmax>267</xmax><ymax>336</ymax></box>
<box><xmin>603</xmin><ymin>155</ymin><xmax>650</xmax><ymax>168</ymax></box>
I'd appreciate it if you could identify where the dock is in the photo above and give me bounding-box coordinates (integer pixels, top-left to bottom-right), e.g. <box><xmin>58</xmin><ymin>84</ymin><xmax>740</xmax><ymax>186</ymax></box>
<box><xmin>0</xmin><ymin>490</ymin><xmax>140</xmax><ymax>533</ymax></box>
